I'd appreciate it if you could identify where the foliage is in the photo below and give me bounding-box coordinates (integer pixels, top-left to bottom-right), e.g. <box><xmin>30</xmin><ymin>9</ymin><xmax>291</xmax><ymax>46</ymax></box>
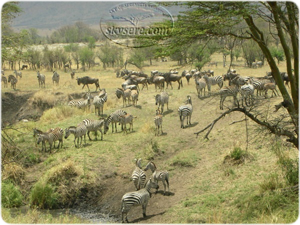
<box><xmin>29</xmin><ymin>183</ymin><xmax>59</xmax><ymax>209</ymax></box>
<box><xmin>270</xmin><ymin>46</ymin><xmax>285</xmax><ymax>65</ymax></box>
<box><xmin>97</xmin><ymin>41</ymin><xmax>124</xmax><ymax>69</ymax></box>
<box><xmin>230</xmin><ymin>147</ymin><xmax>246</xmax><ymax>160</ymax></box>
<box><xmin>1</xmin><ymin>180</ymin><xmax>24</xmax><ymax>208</ymax></box>
<box><xmin>79</xmin><ymin>47</ymin><xmax>94</xmax><ymax>70</ymax></box>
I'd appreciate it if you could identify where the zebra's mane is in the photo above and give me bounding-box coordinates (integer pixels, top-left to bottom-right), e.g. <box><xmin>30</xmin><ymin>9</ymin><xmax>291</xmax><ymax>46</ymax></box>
<box><xmin>68</xmin><ymin>126</ymin><xmax>77</xmax><ymax>129</ymax></box>
<box><xmin>150</xmin><ymin>161</ymin><xmax>157</xmax><ymax>169</ymax></box>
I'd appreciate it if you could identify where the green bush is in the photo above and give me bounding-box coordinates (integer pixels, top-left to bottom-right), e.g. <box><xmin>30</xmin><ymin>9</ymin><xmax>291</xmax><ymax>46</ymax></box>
<box><xmin>29</xmin><ymin>183</ymin><xmax>58</xmax><ymax>209</ymax></box>
<box><xmin>230</xmin><ymin>147</ymin><xmax>245</xmax><ymax>160</ymax></box>
<box><xmin>2</xmin><ymin>181</ymin><xmax>23</xmax><ymax>208</ymax></box>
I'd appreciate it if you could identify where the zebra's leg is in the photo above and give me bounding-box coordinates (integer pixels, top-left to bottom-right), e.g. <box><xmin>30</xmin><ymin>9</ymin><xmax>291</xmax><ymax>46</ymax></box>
<box><xmin>87</xmin><ymin>131</ymin><xmax>92</xmax><ymax>141</ymax></box>
<box><xmin>142</xmin><ymin>203</ymin><xmax>147</xmax><ymax>218</ymax></box>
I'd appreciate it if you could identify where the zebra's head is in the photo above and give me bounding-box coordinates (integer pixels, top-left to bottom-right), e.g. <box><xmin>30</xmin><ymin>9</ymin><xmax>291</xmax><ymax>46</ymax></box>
<box><xmin>186</xmin><ymin>95</ymin><xmax>192</xmax><ymax>105</ymax></box>
<box><xmin>144</xmin><ymin>161</ymin><xmax>156</xmax><ymax>172</ymax></box>
<box><xmin>154</xmin><ymin>94</ymin><xmax>160</xmax><ymax>105</ymax></box>
<box><xmin>145</xmin><ymin>178</ymin><xmax>159</xmax><ymax>194</ymax></box>
<box><xmin>36</xmin><ymin>134</ymin><xmax>43</xmax><ymax>144</ymax></box>
<box><xmin>64</xmin><ymin>128</ymin><xmax>71</xmax><ymax>139</ymax></box>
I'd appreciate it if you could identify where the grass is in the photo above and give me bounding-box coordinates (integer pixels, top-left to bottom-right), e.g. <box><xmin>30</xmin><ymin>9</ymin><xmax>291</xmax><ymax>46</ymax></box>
<box><xmin>1</xmin><ymin>52</ymin><xmax>298</xmax><ymax>223</ymax></box>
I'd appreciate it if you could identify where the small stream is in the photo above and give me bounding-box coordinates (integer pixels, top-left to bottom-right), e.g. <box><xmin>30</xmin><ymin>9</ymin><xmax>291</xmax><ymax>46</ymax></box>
<box><xmin>9</xmin><ymin>206</ymin><xmax>119</xmax><ymax>223</ymax></box>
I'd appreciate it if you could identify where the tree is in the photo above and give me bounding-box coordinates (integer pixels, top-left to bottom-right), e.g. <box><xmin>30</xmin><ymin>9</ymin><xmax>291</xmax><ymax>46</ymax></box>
<box><xmin>157</xmin><ymin>2</ymin><xmax>298</xmax><ymax>148</ymax></box>
<box><xmin>1</xmin><ymin>2</ymin><xmax>22</xmax><ymax>68</ymax></box>
<box><xmin>270</xmin><ymin>46</ymin><xmax>285</xmax><ymax>65</ymax></box>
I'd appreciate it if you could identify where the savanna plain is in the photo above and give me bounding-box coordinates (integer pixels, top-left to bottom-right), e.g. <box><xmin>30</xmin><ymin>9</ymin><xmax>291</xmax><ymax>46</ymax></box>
<box><xmin>1</xmin><ymin>52</ymin><xmax>298</xmax><ymax>223</ymax></box>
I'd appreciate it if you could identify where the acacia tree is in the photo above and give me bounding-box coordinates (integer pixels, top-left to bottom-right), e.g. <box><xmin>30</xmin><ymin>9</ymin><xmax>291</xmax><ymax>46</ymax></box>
<box><xmin>160</xmin><ymin>2</ymin><xmax>298</xmax><ymax>147</ymax></box>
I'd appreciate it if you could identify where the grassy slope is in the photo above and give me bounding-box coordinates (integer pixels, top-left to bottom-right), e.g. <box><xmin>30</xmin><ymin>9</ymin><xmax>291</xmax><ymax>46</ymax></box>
<box><xmin>1</xmin><ymin>53</ymin><xmax>298</xmax><ymax>223</ymax></box>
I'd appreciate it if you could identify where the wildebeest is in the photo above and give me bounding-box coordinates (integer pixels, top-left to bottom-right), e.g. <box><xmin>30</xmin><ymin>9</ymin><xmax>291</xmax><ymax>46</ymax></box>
<box><xmin>76</xmin><ymin>76</ymin><xmax>100</xmax><ymax>91</ymax></box>
<box><xmin>71</xmin><ymin>71</ymin><xmax>75</xmax><ymax>79</ymax></box>
<box><xmin>21</xmin><ymin>65</ymin><xmax>28</xmax><ymax>70</ymax></box>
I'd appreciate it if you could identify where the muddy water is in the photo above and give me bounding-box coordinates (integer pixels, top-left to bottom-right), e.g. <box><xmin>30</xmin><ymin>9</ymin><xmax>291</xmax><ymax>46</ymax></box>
<box><xmin>9</xmin><ymin>206</ymin><xmax>119</xmax><ymax>223</ymax></box>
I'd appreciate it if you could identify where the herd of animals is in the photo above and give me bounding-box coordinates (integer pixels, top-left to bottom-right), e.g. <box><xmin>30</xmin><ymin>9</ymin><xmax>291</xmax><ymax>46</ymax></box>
<box><xmin>2</xmin><ymin>65</ymin><xmax>289</xmax><ymax>222</ymax></box>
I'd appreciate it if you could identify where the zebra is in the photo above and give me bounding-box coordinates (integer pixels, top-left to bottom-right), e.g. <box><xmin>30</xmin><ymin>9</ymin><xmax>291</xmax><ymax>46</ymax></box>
<box><xmin>93</xmin><ymin>90</ymin><xmax>107</xmax><ymax>116</ymax></box>
<box><xmin>194</xmin><ymin>75</ymin><xmax>206</xmax><ymax>98</ymax></box>
<box><xmin>64</xmin><ymin>124</ymin><xmax>87</xmax><ymax>148</ymax></box>
<box><xmin>131</xmin><ymin>158</ymin><xmax>147</xmax><ymax>190</ymax></box>
<box><xmin>155</xmin><ymin>91</ymin><xmax>169</xmax><ymax>113</ymax></box>
<box><xmin>240</xmin><ymin>83</ymin><xmax>255</xmax><ymax>107</ymax></box>
<box><xmin>203</xmin><ymin>74</ymin><xmax>223</xmax><ymax>92</ymax></box>
<box><xmin>52</xmin><ymin>71</ymin><xmax>60</xmax><ymax>85</ymax></box>
<box><xmin>105</xmin><ymin>109</ymin><xmax>127</xmax><ymax>133</ymax></box>
<box><xmin>2</xmin><ymin>75</ymin><xmax>7</xmax><ymax>88</ymax></box>
<box><xmin>82</xmin><ymin>118</ymin><xmax>105</xmax><ymax>141</ymax></box>
<box><xmin>131</xmin><ymin>89</ymin><xmax>139</xmax><ymax>106</ymax></box>
<box><xmin>68</xmin><ymin>94</ymin><xmax>92</xmax><ymax>111</ymax></box>
<box><xmin>219</xmin><ymin>85</ymin><xmax>239</xmax><ymax>110</ymax></box>
<box><xmin>119</xmin><ymin>114</ymin><xmax>135</xmax><ymax>134</ymax></box>
<box><xmin>36</xmin><ymin>127</ymin><xmax>64</xmax><ymax>153</ymax></box>
<box><xmin>143</xmin><ymin>161</ymin><xmax>169</xmax><ymax>195</ymax></box>
<box><xmin>37</xmin><ymin>71</ymin><xmax>46</xmax><ymax>88</ymax></box>
<box><xmin>178</xmin><ymin>95</ymin><xmax>193</xmax><ymax>129</ymax></box>
<box><xmin>116</xmin><ymin>88</ymin><xmax>131</xmax><ymax>107</ymax></box>
<box><xmin>263</xmin><ymin>83</ymin><xmax>279</xmax><ymax>98</ymax></box>
<box><xmin>14</xmin><ymin>70</ymin><xmax>22</xmax><ymax>79</ymax></box>
<box><xmin>8</xmin><ymin>75</ymin><xmax>17</xmax><ymax>90</ymax></box>
<box><xmin>154</xmin><ymin>109</ymin><xmax>163</xmax><ymax>136</ymax></box>
<box><xmin>121</xmin><ymin>178</ymin><xmax>159</xmax><ymax>223</ymax></box>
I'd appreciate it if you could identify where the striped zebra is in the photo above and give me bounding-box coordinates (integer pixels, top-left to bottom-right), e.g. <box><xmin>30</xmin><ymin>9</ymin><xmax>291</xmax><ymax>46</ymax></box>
<box><xmin>203</xmin><ymin>74</ymin><xmax>223</xmax><ymax>92</ymax></box>
<box><xmin>116</xmin><ymin>88</ymin><xmax>131</xmax><ymax>107</ymax></box>
<box><xmin>105</xmin><ymin>109</ymin><xmax>127</xmax><ymax>133</ymax></box>
<box><xmin>82</xmin><ymin>118</ymin><xmax>105</xmax><ymax>141</ymax></box>
<box><xmin>240</xmin><ymin>83</ymin><xmax>255</xmax><ymax>107</ymax></box>
<box><xmin>178</xmin><ymin>95</ymin><xmax>193</xmax><ymax>129</ymax></box>
<box><xmin>8</xmin><ymin>75</ymin><xmax>17</xmax><ymax>90</ymax></box>
<box><xmin>194</xmin><ymin>75</ymin><xmax>206</xmax><ymax>98</ymax></box>
<box><xmin>64</xmin><ymin>124</ymin><xmax>87</xmax><ymax>148</ymax></box>
<box><xmin>37</xmin><ymin>71</ymin><xmax>46</xmax><ymax>88</ymax></box>
<box><xmin>52</xmin><ymin>71</ymin><xmax>60</xmax><ymax>85</ymax></box>
<box><xmin>155</xmin><ymin>91</ymin><xmax>169</xmax><ymax>113</ymax></box>
<box><xmin>93</xmin><ymin>90</ymin><xmax>107</xmax><ymax>116</ymax></box>
<box><xmin>219</xmin><ymin>85</ymin><xmax>239</xmax><ymax>110</ymax></box>
<box><xmin>250</xmin><ymin>78</ymin><xmax>274</xmax><ymax>96</ymax></box>
<box><xmin>14</xmin><ymin>70</ymin><xmax>22</xmax><ymax>79</ymax></box>
<box><xmin>36</xmin><ymin>127</ymin><xmax>64</xmax><ymax>153</ymax></box>
<box><xmin>13</xmin><ymin>70</ymin><xmax>21</xmax><ymax>79</ymax></box>
<box><xmin>131</xmin><ymin>89</ymin><xmax>139</xmax><ymax>106</ymax></box>
<box><xmin>68</xmin><ymin>94</ymin><xmax>92</xmax><ymax>111</ymax></box>
<box><xmin>154</xmin><ymin>109</ymin><xmax>163</xmax><ymax>136</ymax></box>
<box><xmin>2</xmin><ymin>75</ymin><xmax>7</xmax><ymax>88</ymax></box>
<box><xmin>144</xmin><ymin>161</ymin><xmax>169</xmax><ymax>195</ymax></box>
<box><xmin>131</xmin><ymin>158</ymin><xmax>147</xmax><ymax>190</ymax></box>
<box><xmin>121</xmin><ymin>178</ymin><xmax>159</xmax><ymax>223</ymax></box>
<box><xmin>119</xmin><ymin>114</ymin><xmax>135</xmax><ymax>134</ymax></box>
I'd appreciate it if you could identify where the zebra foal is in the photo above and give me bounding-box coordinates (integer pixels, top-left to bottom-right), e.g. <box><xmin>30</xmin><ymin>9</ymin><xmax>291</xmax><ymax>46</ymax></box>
<box><xmin>121</xmin><ymin>178</ymin><xmax>158</xmax><ymax>223</ymax></box>
<box><xmin>154</xmin><ymin>109</ymin><xmax>163</xmax><ymax>136</ymax></box>
<box><xmin>131</xmin><ymin>158</ymin><xmax>147</xmax><ymax>191</ymax></box>
<box><xmin>178</xmin><ymin>95</ymin><xmax>193</xmax><ymax>129</ymax></box>
<box><xmin>36</xmin><ymin>127</ymin><xmax>64</xmax><ymax>153</ymax></box>
<box><xmin>144</xmin><ymin>161</ymin><xmax>169</xmax><ymax>195</ymax></box>
<box><xmin>105</xmin><ymin>109</ymin><xmax>127</xmax><ymax>133</ymax></box>
<box><xmin>64</xmin><ymin>124</ymin><xmax>87</xmax><ymax>148</ymax></box>
<box><xmin>119</xmin><ymin>114</ymin><xmax>135</xmax><ymax>134</ymax></box>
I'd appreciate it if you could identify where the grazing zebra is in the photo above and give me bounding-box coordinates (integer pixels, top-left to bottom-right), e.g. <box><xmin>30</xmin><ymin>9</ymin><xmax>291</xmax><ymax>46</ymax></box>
<box><xmin>82</xmin><ymin>118</ymin><xmax>105</xmax><ymax>141</ymax></box>
<box><xmin>14</xmin><ymin>70</ymin><xmax>22</xmax><ymax>79</ymax></box>
<box><xmin>105</xmin><ymin>109</ymin><xmax>127</xmax><ymax>133</ymax></box>
<box><xmin>219</xmin><ymin>85</ymin><xmax>239</xmax><ymax>110</ymax></box>
<box><xmin>155</xmin><ymin>91</ymin><xmax>169</xmax><ymax>113</ymax></box>
<box><xmin>37</xmin><ymin>71</ymin><xmax>46</xmax><ymax>88</ymax></box>
<box><xmin>154</xmin><ymin>109</ymin><xmax>163</xmax><ymax>136</ymax></box>
<box><xmin>8</xmin><ymin>75</ymin><xmax>17</xmax><ymax>90</ymax></box>
<box><xmin>64</xmin><ymin>124</ymin><xmax>87</xmax><ymax>148</ymax></box>
<box><xmin>121</xmin><ymin>178</ymin><xmax>159</xmax><ymax>223</ymax></box>
<box><xmin>240</xmin><ymin>83</ymin><xmax>255</xmax><ymax>107</ymax></box>
<box><xmin>93</xmin><ymin>90</ymin><xmax>107</xmax><ymax>116</ymax></box>
<box><xmin>2</xmin><ymin>75</ymin><xmax>7</xmax><ymax>88</ymax></box>
<box><xmin>131</xmin><ymin>89</ymin><xmax>139</xmax><ymax>106</ymax></box>
<box><xmin>36</xmin><ymin>127</ymin><xmax>64</xmax><ymax>153</ymax></box>
<box><xmin>203</xmin><ymin>74</ymin><xmax>223</xmax><ymax>92</ymax></box>
<box><xmin>119</xmin><ymin>114</ymin><xmax>135</xmax><ymax>134</ymax></box>
<box><xmin>144</xmin><ymin>161</ymin><xmax>169</xmax><ymax>195</ymax></box>
<box><xmin>131</xmin><ymin>158</ymin><xmax>147</xmax><ymax>190</ymax></box>
<box><xmin>116</xmin><ymin>88</ymin><xmax>131</xmax><ymax>107</ymax></box>
<box><xmin>52</xmin><ymin>71</ymin><xmax>60</xmax><ymax>85</ymax></box>
<box><xmin>178</xmin><ymin>95</ymin><xmax>193</xmax><ymax>129</ymax></box>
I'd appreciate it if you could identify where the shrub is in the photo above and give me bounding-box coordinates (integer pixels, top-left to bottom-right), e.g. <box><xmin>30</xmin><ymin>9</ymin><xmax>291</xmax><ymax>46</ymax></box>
<box><xmin>2</xmin><ymin>180</ymin><xmax>24</xmax><ymax>208</ymax></box>
<box><xmin>2</xmin><ymin>163</ymin><xmax>25</xmax><ymax>185</ymax></box>
<box><xmin>230</xmin><ymin>147</ymin><xmax>246</xmax><ymax>160</ymax></box>
<box><xmin>259</xmin><ymin>173</ymin><xmax>283</xmax><ymax>193</ymax></box>
<box><xmin>29</xmin><ymin>183</ymin><xmax>58</xmax><ymax>209</ymax></box>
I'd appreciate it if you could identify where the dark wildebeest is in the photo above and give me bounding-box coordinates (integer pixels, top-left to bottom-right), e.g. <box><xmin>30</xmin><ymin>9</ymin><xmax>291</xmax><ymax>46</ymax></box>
<box><xmin>71</xmin><ymin>71</ymin><xmax>75</xmax><ymax>79</ymax></box>
<box><xmin>76</xmin><ymin>76</ymin><xmax>100</xmax><ymax>91</ymax></box>
<box><xmin>162</xmin><ymin>72</ymin><xmax>183</xmax><ymax>89</ymax></box>
<box><xmin>21</xmin><ymin>65</ymin><xmax>28</xmax><ymax>70</ymax></box>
